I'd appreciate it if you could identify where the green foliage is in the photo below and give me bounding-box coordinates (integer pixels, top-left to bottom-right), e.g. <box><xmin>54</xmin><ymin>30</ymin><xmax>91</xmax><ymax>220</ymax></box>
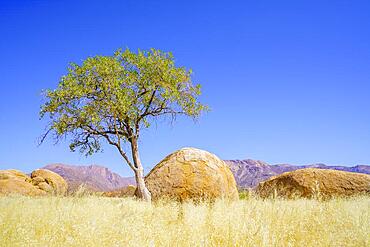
<box><xmin>40</xmin><ymin>48</ymin><xmax>208</xmax><ymax>157</ymax></box>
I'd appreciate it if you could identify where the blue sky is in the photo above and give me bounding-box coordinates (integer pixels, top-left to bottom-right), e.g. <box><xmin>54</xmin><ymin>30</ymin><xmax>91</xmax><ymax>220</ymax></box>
<box><xmin>0</xmin><ymin>0</ymin><xmax>369</xmax><ymax>176</ymax></box>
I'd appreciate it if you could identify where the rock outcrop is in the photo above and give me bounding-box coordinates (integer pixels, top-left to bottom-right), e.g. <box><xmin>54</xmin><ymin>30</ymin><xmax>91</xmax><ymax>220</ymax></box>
<box><xmin>255</xmin><ymin>168</ymin><xmax>370</xmax><ymax>199</ymax></box>
<box><xmin>0</xmin><ymin>169</ymin><xmax>68</xmax><ymax>196</ymax></box>
<box><xmin>144</xmin><ymin>147</ymin><xmax>238</xmax><ymax>201</ymax></box>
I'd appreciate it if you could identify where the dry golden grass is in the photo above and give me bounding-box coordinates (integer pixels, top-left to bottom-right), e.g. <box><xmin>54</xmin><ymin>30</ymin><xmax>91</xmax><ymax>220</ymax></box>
<box><xmin>0</xmin><ymin>195</ymin><xmax>369</xmax><ymax>247</ymax></box>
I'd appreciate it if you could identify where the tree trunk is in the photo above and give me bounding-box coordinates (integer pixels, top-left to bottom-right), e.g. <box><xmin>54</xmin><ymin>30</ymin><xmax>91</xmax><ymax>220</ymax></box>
<box><xmin>134</xmin><ymin>167</ymin><xmax>151</xmax><ymax>202</ymax></box>
<box><xmin>131</xmin><ymin>138</ymin><xmax>151</xmax><ymax>202</ymax></box>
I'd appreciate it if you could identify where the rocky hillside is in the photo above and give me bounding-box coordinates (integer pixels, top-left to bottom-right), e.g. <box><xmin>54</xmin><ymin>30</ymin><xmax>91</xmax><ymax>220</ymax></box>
<box><xmin>42</xmin><ymin>164</ymin><xmax>135</xmax><ymax>192</ymax></box>
<box><xmin>225</xmin><ymin>160</ymin><xmax>370</xmax><ymax>189</ymax></box>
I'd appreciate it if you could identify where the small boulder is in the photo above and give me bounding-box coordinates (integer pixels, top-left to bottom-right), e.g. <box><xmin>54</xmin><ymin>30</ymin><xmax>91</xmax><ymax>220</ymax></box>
<box><xmin>144</xmin><ymin>147</ymin><xmax>239</xmax><ymax>201</ymax></box>
<box><xmin>256</xmin><ymin>168</ymin><xmax>370</xmax><ymax>199</ymax></box>
<box><xmin>0</xmin><ymin>168</ymin><xmax>69</xmax><ymax>196</ymax></box>
<box><xmin>31</xmin><ymin>169</ymin><xmax>68</xmax><ymax>195</ymax></box>
<box><xmin>0</xmin><ymin>170</ymin><xmax>46</xmax><ymax>196</ymax></box>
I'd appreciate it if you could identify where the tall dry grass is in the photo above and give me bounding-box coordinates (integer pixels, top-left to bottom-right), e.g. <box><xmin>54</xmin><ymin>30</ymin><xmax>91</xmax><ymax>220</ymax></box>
<box><xmin>0</xmin><ymin>195</ymin><xmax>368</xmax><ymax>247</ymax></box>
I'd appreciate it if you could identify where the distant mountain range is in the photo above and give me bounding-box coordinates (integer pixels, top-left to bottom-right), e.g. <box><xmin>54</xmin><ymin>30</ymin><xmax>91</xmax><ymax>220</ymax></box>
<box><xmin>225</xmin><ymin>160</ymin><xmax>370</xmax><ymax>189</ymax></box>
<box><xmin>42</xmin><ymin>161</ymin><xmax>370</xmax><ymax>192</ymax></box>
<box><xmin>42</xmin><ymin>164</ymin><xmax>135</xmax><ymax>192</ymax></box>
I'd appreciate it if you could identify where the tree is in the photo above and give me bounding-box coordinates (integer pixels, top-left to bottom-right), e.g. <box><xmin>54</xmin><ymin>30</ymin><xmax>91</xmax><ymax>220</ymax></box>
<box><xmin>39</xmin><ymin>48</ymin><xmax>207</xmax><ymax>201</ymax></box>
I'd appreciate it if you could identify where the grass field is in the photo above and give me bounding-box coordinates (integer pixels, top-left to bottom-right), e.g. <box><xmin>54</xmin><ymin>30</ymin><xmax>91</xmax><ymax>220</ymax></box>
<box><xmin>0</xmin><ymin>196</ymin><xmax>369</xmax><ymax>247</ymax></box>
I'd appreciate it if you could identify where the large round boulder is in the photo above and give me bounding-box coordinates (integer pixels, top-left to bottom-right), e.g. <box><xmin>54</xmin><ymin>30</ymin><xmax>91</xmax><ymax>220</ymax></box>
<box><xmin>0</xmin><ymin>169</ymin><xmax>68</xmax><ymax>196</ymax></box>
<box><xmin>144</xmin><ymin>147</ymin><xmax>239</xmax><ymax>201</ymax></box>
<box><xmin>31</xmin><ymin>169</ymin><xmax>68</xmax><ymax>195</ymax></box>
<box><xmin>256</xmin><ymin>168</ymin><xmax>370</xmax><ymax>199</ymax></box>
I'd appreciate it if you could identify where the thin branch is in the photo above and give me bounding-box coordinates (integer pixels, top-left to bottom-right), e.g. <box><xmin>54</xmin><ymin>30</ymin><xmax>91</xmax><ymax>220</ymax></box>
<box><xmin>83</xmin><ymin>125</ymin><xmax>137</xmax><ymax>171</ymax></box>
<box><xmin>38</xmin><ymin>127</ymin><xmax>53</xmax><ymax>146</ymax></box>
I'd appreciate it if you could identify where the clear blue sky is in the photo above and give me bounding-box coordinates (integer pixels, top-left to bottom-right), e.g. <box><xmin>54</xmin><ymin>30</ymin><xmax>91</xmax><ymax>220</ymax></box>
<box><xmin>1</xmin><ymin>0</ymin><xmax>369</xmax><ymax>176</ymax></box>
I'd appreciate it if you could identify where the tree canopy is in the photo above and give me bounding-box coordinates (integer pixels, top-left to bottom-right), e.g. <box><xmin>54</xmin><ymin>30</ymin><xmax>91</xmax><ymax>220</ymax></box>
<box><xmin>40</xmin><ymin>48</ymin><xmax>208</xmax><ymax>174</ymax></box>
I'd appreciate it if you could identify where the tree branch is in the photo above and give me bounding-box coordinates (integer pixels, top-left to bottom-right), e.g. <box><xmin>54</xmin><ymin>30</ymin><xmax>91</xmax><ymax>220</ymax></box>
<box><xmin>83</xmin><ymin>125</ymin><xmax>137</xmax><ymax>171</ymax></box>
